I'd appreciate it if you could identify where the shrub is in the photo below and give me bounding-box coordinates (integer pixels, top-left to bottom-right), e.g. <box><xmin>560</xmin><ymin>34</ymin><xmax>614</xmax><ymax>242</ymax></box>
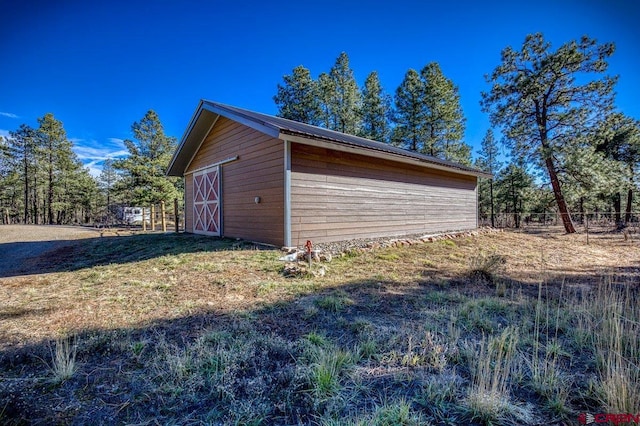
<box><xmin>468</xmin><ymin>252</ymin><xmax>506</xmax><ymax>283</ymax></box>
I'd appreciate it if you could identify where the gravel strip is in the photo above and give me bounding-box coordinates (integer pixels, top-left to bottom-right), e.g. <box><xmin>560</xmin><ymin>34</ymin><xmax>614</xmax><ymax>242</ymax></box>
<box><xmin>286</xmin><ymin>227</ymin><xmax>502</xmax><ymax>256</ymax></box>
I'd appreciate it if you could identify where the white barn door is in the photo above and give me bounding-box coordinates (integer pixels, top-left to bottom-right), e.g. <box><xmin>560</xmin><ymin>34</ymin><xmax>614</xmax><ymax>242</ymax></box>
<box><xmin>193</xmin><ymin>166</ymin><xmax>221</xmax><ymax>236</ymax></box>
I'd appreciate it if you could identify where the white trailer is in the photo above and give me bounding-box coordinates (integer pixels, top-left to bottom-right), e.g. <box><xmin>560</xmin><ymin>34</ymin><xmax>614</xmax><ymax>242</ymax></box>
<box><xmin>117</xmin><ymin>207</ymin><xmax>150</xmax><ymax>225</ymax></box>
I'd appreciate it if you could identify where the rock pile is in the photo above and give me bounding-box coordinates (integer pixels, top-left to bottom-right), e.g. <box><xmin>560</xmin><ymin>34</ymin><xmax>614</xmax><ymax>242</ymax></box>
<box><xmin>282</xmin><ymin>227</ymin><xmax>502</xmax><ymax>258</ymax></box>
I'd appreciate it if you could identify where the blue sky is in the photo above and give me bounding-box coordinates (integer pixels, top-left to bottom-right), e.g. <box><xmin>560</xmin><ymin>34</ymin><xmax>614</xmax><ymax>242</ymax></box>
<box><xmin>1</xmin><ymin>0</ymin><xmax>639</xmax><ymax>176</ymax></box>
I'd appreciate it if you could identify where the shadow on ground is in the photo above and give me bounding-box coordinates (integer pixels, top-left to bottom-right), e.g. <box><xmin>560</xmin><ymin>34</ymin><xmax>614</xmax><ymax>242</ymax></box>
<box><xmin>0</xmin><ymin>233</ymin><xmax>249</xmax><ymax>278</ymax></box>
<box><xmin>1</xmin><ymin>266</ymin><xmax>638</xmax><ymax>425</ymax></box>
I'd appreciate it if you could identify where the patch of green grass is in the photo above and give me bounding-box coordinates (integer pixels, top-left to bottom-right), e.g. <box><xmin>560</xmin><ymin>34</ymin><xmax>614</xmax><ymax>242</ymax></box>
<box><xmin>369</xmin><ymin>400</ymin><xmax>426</xmax><ymax>426</ymax></box>
<box><xmin>349</xmin><ymin>317</ymin><xmax>374</xmax><ymax>334</ymax></box>
<box><xmin>544</xmin><ymin>384</ymin><xmax>572</xmax><ymax>419</ymax></box>
<box><xmin>423</xmin><ymin>259</ymin><xmax>437</xmax><ymax>269</ymax></box>
<box><xmin>459</xmin><ymin>297</ymin><xmax>512</xmax><ymax>333</ymax></box>
<box><xmin>306</xmin><ymin>346</ymin><xmax>357</xmax><ymax>399</ymax></box>
<box><xmin>321</xmin><ymin>399</ymin><xmax>426</xmax><ymax>426</ymax></box>
<box><xmin>439</xmin><ymin>239</ymin><xmax>457</xmax><ymax>247</ymax></box>
<box><xmin>256</xmin><ymin>281</ymin><xmax>279</xmax><ymax>296</ymax></box>
<box><xmin>192</xmin><ymin>261</ymin><xmax>223</xmax><ymax>272</ymax></box>
<box><xmin>356</xmin><ymin>337</ymin><xmax>378</xmax><ymax>360</ymax></box>
<box><xmin>424</xmin><ymin>290</ymin><xmax>467</xmax><ymax>305</ymax></box>
<box><xmin>306</xmin><ymin>331</ymin><xmax>330</xmax><ymax>347</ymax></box>
<box><xmin>315</xmin><ymin>292</ymin><xmax>354</xmax><ymax>313</ymax></box>
<box><xmin>417</xmin><ymin>374</ymin><xmax>463</xmax><ymax>424</ymax></box>
<box><xmin>376</xmin><ymin>252</ymin><xmax>400</xmax><ymax>261</ymax></box>
<box><xmin>131</xmin><ymin>341</ymin><xmax>145</xmax><ymax>357</ymax></box>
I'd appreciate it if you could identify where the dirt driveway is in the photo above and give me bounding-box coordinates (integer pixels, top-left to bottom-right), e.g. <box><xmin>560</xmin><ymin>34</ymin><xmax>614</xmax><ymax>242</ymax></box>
<box><xmin>0</xmin><ymin>225</ymin><xmax>101</xmax><ymax>277</ymax></box>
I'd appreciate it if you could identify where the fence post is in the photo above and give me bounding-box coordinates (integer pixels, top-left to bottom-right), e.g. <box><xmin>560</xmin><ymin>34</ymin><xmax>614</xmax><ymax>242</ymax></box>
<box><xmin>150</xmin><ymin>204</ymin><xmax>155</xmax><ymax>231</ymax></box>
<box><xmin>142</xmin><ymin>207</ymin><xmax>147</xmax><ymax>231</ymax></box>
<box><xmin>161</xmin><ymin>201</ymin><xmax>167</xmax><ymax>232</ymax></box>
<box><xmin>174</xmin><ymin>198</ymin><xmax>179</xmax><ymax>233</ymax></box>
<box><xmin>585</xmin><ymin>215</ymin><xmax>589</xmax><ymax>245</ymax></box>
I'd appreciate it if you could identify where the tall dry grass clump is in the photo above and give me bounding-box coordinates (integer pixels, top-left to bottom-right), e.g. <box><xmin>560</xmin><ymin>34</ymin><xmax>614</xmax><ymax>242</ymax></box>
<box><xmin>589</xmin><ymin>277</ymin><xmax>640</xmax><ymax>413</ymax></box>
<box><xmin>468</xmin><ymin>252</ymin><xmax>506</xmax><ymax>283</ymax></box>
<box><xmin>465</xmin><ymin>326</ymin><xmax>523</xmax><ymax>423</ymax></box>
<box><xmin>48</xmin><ymin>335</ymin><xmax>78</xmax><ymax>383</ymax></box>
<box><xmin>525</xmin><ymin>281</ymin><xmax>571</xmax><ymax>416</ymax></box>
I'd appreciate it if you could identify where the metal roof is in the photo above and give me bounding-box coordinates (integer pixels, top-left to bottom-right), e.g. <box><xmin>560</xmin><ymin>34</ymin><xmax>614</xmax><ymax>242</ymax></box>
<box><xmin>167</xmin><ymin>100</ymin><xmax>491</xmax><ymax>178</ymax></box>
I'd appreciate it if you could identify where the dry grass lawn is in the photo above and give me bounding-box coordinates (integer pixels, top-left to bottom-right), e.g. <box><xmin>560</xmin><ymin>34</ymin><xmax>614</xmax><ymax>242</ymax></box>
<box><xmin>0</xmin><ymin>226</ymin><xmax>638</xmax><ymax>424</ymax></box>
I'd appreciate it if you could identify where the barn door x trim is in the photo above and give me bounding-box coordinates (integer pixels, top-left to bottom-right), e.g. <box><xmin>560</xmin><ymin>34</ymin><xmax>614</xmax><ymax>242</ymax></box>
<box><xmin>193</xmin><ymin>165</ymin><xmax>221</xmax><ymax>236</ymax></box>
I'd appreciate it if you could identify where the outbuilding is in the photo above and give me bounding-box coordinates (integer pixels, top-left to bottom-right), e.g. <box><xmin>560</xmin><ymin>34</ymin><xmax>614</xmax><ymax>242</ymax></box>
<box><xmin>167</xmin><ymin>100</ymin><xmax>489</xmax><ymax>247</ymax></box>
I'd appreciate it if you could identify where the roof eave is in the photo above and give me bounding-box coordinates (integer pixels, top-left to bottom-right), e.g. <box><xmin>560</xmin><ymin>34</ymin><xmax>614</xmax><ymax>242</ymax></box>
<box><xmin>166</xmin><ymin>100</ymin><xmax>205</xmax><ymax>176</ymax></box>
<box><xmin>167</xmin><ymin>100</ymin><xmax>283</xmax><ymax>177</ymax></box>
<box><xmin>201</xmin><ymin>100</ymin><xmax>281</xmax><ymax>138</ymax></box>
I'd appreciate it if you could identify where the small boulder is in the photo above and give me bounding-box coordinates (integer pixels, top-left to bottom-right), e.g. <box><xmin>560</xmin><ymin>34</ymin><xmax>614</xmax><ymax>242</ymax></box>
<box><xmin>319</xmin><ymin>253</ymin><xmax>332</xmax><ymax>262</ymax></box>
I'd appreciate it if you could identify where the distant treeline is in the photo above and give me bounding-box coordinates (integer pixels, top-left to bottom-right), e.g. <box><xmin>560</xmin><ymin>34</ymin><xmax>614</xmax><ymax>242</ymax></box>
<box><xmin>0</xmin><ymin>111</ymin><xmax>182</xmax><ymax>225</ymax></box>
<box><xmin>274</xmin><ymin>35</ymin><xmax>639</xmax><ymax>231</ymax></box>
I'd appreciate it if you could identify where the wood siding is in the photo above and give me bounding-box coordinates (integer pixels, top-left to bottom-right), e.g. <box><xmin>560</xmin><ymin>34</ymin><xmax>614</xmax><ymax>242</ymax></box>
<box><xmin>290</xmin><ymin>144</ymin><xmax>477</xmax><ymax>245</ymax></box>
<box><xmin>186</xmin><ymin>117</ymin><xmax>284</xmax><ymax>245</ymax></box>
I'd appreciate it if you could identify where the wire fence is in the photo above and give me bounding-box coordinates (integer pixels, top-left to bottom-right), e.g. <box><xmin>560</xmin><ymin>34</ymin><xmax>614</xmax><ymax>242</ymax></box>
<box><xmin>479</xmin><ymin>212</ymin><xmax>640</xmax><ymax>234</ymax></box>
<box><xmin>94</xmin><ymin>199</ymin><xmax>185</xmax><ymax>232</ymax></box>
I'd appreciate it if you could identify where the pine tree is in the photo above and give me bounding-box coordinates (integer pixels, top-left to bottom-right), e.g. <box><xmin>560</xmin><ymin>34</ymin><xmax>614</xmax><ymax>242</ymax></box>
<box><xmin>53</xmin><ymin>147</ymin><xmax>92</xmax><ymax>223</ymax></box>
<box><xmin>274</xmin><ymin>65</ymin><xmax>320</xmax><ymax>125</ymax></box>
<box><xmin>113</xmin><ymin>110</ymin><xmax>182</xmax><ymax>206</ymax></box>
<box><xmin>495</xmin><ymin>163</ymin><xmax>535</xmax><ymax>228</ymax></box>
<box><xmin>420</xmin><ymin>62</ymin><xmax>468</xmax><ymax>162</ymax></box>
<box><xmin>37</xmin><ymin>113</ymin><xmax>71</xmax><ymax>224</ymax></box>
<box><xmin>482</xmin><ymin>33</ymin><xmax>617</xmax><ymax>233</ymax></box>
<box><xmin>326</xmin><ymin>52</ymin><xmax>361</xmax><ymax>134</ymax></box>
<box><xmin>359</xmin><ymin>71</ymin><xmax>391</xmax><ymax>142</ymax></box>
<box><xmin>594</xmin><ymin>113</ymin><xmax>640</xmax><ymax>224</ymax></box>
<box><xmin>0</xmin><ymin>136</ymin><xmax>8</xmax><ymax>185</ymax></box>
<box><xmin>98</xmin><ymin>158</ymin><xmax>119</xmax><ymax>221</ymax></box>
<box><xmin>8</xmin><ymin>124</ymin><xmax>37</xmax><ymax>223</ymax></box>
<box><xmin>316</xmin><ymin>72</ymin><xmax>334</xmax><ymax>129</ymax></box>
<box><xmin>392</xmin><ymin>69</ymin><xmax>426</xmax><ymax>151</ymax></box>
<box><xmin>0</xmin><ymin>136</ymin><xmax>12</xmax><ymax>223</ymax></box>
<box><xmin>0</xmin><ymin>136</ymin><xmax>7</xmax><ymax>164</ymax></box>
<box><xmin>477</xmin><ymin>129</ymin><xmax>502</xmax><ymax>226</ymax></box>
<box><xmin>560</xmin><ymin>138</ymin><xmax>623</xmax><ymax>223</ymax></box>
<box><xmin>67</xmin><ymin>167</ymin><xmax>99</xmax><ymax>224</ymax></box>
<box><xmin>393</xmin><ymin>63</ymin><xmax>470</xmax><ymax>163</ymax></box>
<box><xmin>2</xmin><ymin>120</ymin><xmax>99</xmax><ymax>224</ymax></box>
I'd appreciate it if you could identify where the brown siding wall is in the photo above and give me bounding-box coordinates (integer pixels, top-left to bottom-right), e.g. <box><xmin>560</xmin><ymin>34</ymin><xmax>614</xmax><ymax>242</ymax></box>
<box><xmin>290</xmin><ymin>144</ymin><xmax>477</xmax><ymax>245</ymax></box>
<box><xmin>186</xmin><ymin>117</ymin><xmax>284</xmax><ymax>245</ymax></box>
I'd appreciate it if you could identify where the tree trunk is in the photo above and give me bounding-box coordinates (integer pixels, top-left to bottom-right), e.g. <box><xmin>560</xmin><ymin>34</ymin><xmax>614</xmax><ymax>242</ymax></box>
<box><xmin>48</xmin><ymin>158</ymin><xmax>54</xmax><ymax>225</ymax></box>
<box><xmin>519</xmin><ymin>199</ymin><xmax>524</xmax><ymax>227</ymax></box>
<box><xmin>625</xmin><ymin>188</ymin><xmax>633</xmax><ymax>224</ymax></box>
<box><xmin>510</xmin><ymin>173</ymin><xmax>519</xmax><ymax>228</ymax></box>
<box><xmin>23</xmin><ymin>158</ymin><xmax>29</xmax><ymax>224</ymax></box>
<box><xmin>32</xmin><ymin>175</ymin><xmax>38</xmax><ymax>225</ymax></box>
<box><xmin>544</xmin><ymin>156</ymin><xmax>575</xmax><ymax>233</ymax></box>
<box><xmin>579</xmin><ymin>197</ymin><xmax>585</xmax><ymax>224</ymax></box>
<box><xmin>613</xmin><ymin>192</ymin><xmax>621</xmax><ymax>225</ymax></box>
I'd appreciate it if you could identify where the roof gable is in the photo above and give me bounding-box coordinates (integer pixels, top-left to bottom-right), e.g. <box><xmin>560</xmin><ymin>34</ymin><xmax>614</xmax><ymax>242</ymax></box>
<box><xmin>167</xmin><ymin>100</ymin><xmax>490</xmax><ymax>178</ymax></box>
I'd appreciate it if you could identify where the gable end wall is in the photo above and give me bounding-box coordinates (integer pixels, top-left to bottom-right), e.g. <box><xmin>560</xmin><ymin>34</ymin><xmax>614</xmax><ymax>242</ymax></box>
<box><xmin>185</xmin><ymin>117</ymin><xmax>284</xmax><ymax>245</ymax></box>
